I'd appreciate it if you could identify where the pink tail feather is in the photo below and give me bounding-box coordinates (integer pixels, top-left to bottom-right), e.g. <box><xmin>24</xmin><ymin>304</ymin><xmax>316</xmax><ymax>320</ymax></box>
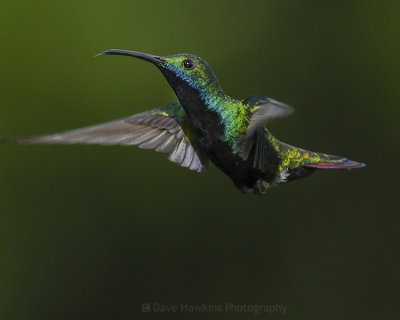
<box><xmin>306</xmin><ymin>158</ymin><xmax>366</xmax><ymax>170</ymax></box>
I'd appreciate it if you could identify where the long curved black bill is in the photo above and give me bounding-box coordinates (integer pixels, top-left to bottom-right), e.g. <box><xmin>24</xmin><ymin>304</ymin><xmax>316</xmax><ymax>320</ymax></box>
<box><xmin>98</xmin><ymin>49</ymin><xmax>164</xmax><ymax>65</ymax></box>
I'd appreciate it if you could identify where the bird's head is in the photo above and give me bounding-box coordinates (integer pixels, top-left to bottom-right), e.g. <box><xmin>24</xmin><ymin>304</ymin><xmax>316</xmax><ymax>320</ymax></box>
<box><xmin>160</xmin><ymin>54</ymin><xmax>221</xmax><ymax>91</ymax></box>
<box><xmin>99</xmin><ymin>49</ymin><xmax>223</xmax><ymax>104</ymax></box>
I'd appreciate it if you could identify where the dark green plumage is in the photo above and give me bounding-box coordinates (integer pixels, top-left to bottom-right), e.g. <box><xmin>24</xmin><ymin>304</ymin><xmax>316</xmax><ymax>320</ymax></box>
<box><xmin>3</xmin><ymin>49</ymin><xmax>366</xmax><ymax>195</ymax></box>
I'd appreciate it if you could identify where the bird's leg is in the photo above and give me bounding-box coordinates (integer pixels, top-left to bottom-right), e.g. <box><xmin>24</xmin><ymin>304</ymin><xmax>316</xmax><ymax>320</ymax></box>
<box><xmin>253</xmin><ymin>179</ymin><xmax>266</xmax><ymax>195</ymax></box>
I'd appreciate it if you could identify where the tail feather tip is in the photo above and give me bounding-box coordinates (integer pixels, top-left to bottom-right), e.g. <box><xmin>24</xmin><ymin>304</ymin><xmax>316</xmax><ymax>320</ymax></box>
<box><xmin>306</xmin><ymin>159</ymin><xmax>366</xmax><ymax>170</ymax></box>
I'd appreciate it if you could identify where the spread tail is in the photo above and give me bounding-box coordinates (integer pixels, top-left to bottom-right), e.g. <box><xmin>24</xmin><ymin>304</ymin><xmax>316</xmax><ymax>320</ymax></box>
<box><xmin>277</xmin><ymin>141</ymin><xmax>366</xmax><ymax>171</ymax></box>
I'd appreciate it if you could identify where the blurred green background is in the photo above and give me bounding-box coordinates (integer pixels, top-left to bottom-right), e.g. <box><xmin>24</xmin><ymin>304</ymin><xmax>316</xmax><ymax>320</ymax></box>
<box><xmin>0</xmin><ymin>0</ymin><xmax>399</xmax><ymax>319</ymax></box>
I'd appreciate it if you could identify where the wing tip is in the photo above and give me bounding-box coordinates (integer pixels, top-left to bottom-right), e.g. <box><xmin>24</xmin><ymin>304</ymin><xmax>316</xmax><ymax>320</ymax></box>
<box><xmin>0</xmin><ymin>137</ymin><xmax>35</xmax><ymax>145</ymax></box>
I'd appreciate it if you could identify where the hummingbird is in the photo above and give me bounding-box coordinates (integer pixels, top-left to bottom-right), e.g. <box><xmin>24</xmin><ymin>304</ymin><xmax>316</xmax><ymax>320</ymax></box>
<box><xmin>4</xmin><ymin>49</ymin><xmax>365</xmax><ymax>195</ymax></box>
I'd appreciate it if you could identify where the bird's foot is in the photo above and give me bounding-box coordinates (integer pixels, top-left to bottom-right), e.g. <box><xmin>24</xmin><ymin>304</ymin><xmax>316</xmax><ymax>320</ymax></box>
<box><xmin>253</xmin><ymin>179</ymin><xmax>267</xmax><ymax>195</ymax></box>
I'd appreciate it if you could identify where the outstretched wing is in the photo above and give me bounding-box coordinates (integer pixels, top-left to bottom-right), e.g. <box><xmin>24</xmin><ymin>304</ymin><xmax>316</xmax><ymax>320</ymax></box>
<box><xmin>239</xmin><ymin>96</ymin><xmax>293</xmax><ymax>170</ymax></box>
<box><xmin>8</xmin><ymin>101</ymin><xmax>208</xmax><ymax>173</ymax></box>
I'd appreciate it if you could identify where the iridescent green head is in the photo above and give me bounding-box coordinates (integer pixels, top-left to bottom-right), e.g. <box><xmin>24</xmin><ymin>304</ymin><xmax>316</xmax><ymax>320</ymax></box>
<box><xmin>162</xmin><ymin>54</ymin><xmax>221</xmax><ymax>91</ymax></box>
<box><xmin>99</xmin><ymin>49</ymin><xmax>222</xmax><ymax>95</ymax></box>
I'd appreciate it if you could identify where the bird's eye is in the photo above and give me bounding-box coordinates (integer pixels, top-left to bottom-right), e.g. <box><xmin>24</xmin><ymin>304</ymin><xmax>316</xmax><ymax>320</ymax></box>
<box><xmin>182</xmin><ymin>59</ymin><xmax>195</xmax><ymax>70</ymax></box>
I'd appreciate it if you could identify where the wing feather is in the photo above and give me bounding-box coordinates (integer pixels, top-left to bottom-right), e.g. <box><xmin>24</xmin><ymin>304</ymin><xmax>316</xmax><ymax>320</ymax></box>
<box><xmin>181</xmin><ymin>143</ymin><xmax>194</xmax><ymax>168</ymax></box>
<box><xmin>155</xmin><ymin>135</ymin><xmax>178</xmax><ymax>153</ymax></box>
<box><xmin>138</xmin><ymin>130</ymin><xmax>170</xmax><ymax>149</ymax></box>
<box><xmin>168</xmin><ymin>138</ymin><xmax>187</xmax><ymax>164</ymax></box>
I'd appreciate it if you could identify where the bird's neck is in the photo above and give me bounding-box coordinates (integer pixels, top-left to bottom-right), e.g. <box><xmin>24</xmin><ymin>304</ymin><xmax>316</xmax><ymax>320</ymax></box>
<box><xmin>182</xmin><ymin>87</ymin><xmax>249</xmax><ymax>148</ymax></box>
<box><xmin>178</xmin><ymin>84</ymin><xmax>249</xmax><ymax>148</ymax></box>
<box><xmin>197</xmin><ymin>88</ymin><xmax>248</xmax><ymax>142</ymax></box>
